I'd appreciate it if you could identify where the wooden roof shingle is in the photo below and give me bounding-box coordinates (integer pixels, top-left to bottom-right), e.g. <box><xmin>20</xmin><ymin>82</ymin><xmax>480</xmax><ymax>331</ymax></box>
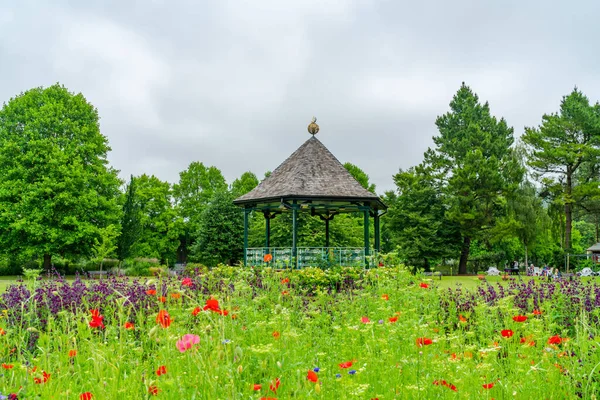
<box><xmin>233</xmin><ymin>136</ymin><xmax>386</xmax><ymax>209</ymax></box>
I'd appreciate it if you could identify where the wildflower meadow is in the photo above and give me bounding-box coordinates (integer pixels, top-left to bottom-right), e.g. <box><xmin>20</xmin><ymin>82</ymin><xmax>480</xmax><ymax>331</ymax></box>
<box><xmin>0</xmin><ymin>265</ymin><xmax>599</xmax><ymax>399</ymax></box>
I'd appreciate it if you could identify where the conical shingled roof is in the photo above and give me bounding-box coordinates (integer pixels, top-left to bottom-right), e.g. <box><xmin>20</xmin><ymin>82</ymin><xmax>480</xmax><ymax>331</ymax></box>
<box><xmin>233</xmin><ymin>136</ymin><xmax>386</xmax><ymax>209</ymax></box>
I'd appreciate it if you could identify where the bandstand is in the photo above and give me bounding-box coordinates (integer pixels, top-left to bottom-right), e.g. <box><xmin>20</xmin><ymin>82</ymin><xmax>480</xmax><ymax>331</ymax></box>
<box><xmin>233</xmin><ymin>118</ymin><xmax>387</xmax><ymax>267</ymax></box>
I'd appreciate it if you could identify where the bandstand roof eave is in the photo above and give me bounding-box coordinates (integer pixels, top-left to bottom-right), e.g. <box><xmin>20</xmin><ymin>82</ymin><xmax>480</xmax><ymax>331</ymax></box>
<box><xmin>233</xmin><ymin>194</ymin><xmax>387</xmax><ymax>210</ymax></box>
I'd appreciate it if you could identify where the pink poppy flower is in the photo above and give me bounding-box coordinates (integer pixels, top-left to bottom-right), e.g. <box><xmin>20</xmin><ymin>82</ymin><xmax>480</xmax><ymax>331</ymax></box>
<box><xmin>176</xmin><ymin>334</ymin><xmax>200</xmax><ymax>353</ymax></box>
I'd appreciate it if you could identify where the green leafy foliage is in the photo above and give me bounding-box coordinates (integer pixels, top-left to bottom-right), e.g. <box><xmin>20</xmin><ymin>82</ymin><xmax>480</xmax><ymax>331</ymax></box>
<box><xmin>0</xmin><ymin>84</ymin><xmax>121</xmax><ymax>267</ymax></box>
<box><xmin>386</xmin><ymin>165</ymin><xmax>461</xmax><ymax>270</ymax></box>
<box><xmin>344</xmin><ymin>162</ymin><xmax>376</xmax><ymax>193</ymax></box>
<box><xmin>522</xmin><ymin>88</ymin><xmax>600</xmax><ymax>251</ymax></box>
<box><xmin>173</xmin><ymin>162</ymin><xmax>227</xmax><ymax>233</ymax></box>
<box><xmin>131</xmin><ymin>175</ymin><xmax>183</xmax><ymax>264</ymax></box>
<box><xmin>424</xmin><ymin>83</ymin><xmax>523</xmax><ymax>273</ymax></box>
<box><xmin>231</xmin><ymin>171</ymin><xmax>259</xmax><ymax>197</ymax></box>
<box><xmin>117</xmin><ymin>175</ymin><xmax>142</xmax><ymax>261</ymax></box>
<box><xmin>91</xmin><ymin>224</ymin><xmax>119</xmax><ymax>271</ymax></box>
<box><xmin>191</xmin><ymin>191</ymin><xmax>244</xmax><ymax>267</ymax></box>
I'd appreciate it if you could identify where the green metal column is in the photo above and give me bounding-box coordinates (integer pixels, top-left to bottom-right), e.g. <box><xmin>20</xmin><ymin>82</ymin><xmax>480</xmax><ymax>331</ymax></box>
<box><xmin>292</xmin><ymin>204</ymin><xmax>298</xmax><ymax>268</ymax></box>
<box><xmin>243</xmin><ymin>208</ymin><xmax>250</xmax><ymax>266</ymax></box>
<box><xmin>374</xmin><ymin>212</ymin><xmax>380</xmax><ymax>252</ymax></box>
<box><xmin>325</xmin><ymin>217</ymin><xmax>330</xmax><ymax>248</ymax></box>
<box><xmin>265</xmin><ymin>212</ymin><xmax>271</xmax><ymax>252</ymax></box>
<box><xmin>363</xmin><ymin>207</ymin><xmax>370</xmax><ymax>258</ymax></box>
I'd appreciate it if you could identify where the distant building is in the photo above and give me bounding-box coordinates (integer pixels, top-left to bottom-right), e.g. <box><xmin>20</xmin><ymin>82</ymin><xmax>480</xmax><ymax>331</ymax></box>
<box><xmin>586</xmin><ymin>243</ymin><xmax>600</xmax><ymax>262</ymax></box>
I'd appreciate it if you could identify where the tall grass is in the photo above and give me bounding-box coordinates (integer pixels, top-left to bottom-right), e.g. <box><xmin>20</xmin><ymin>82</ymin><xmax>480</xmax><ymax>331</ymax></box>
<box><xmin>0</xmin><ymin>267</ymin><xmax>597</xmax><ymax>399</ymax></box>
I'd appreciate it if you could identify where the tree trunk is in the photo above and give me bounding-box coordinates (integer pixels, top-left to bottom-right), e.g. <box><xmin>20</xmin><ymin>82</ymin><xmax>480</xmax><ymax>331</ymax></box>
<box><xmin>43</xmin><ymin>253</ymin><xmax>51</xmax><ymax>270</ymax></box>
<box><xmin>423</xmin><ymin>258</ymin><xmax>430</xmax><ymax>272</ymax></box>
<box><xmin>458</xmin><ymin>236</ymin><xmax>471</xmax><ymax>275</ymax></box>
<box><xmin>524</xmin><ymin>243</ymin><xmax>528</xmax><ymax>268</ymax></box>
<box><xmin>565</xmin><ymin>168</ymin><xmax>573</xmax><ymax>252</ymax></box>
<box><xmin>595</xmin><ymin>214</ymin><xmax>599</xmax><ymax>243</ymax></box>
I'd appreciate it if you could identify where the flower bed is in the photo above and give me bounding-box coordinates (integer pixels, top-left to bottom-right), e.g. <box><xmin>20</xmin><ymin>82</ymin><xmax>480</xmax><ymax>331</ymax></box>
<box><xmin>0</xmin><ymin>269</ymin><xmax>597</xmax><ymax>398</ymax></box>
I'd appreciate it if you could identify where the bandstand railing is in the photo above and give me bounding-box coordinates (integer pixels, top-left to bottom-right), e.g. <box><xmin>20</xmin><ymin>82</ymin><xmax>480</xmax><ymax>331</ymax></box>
<box><xmin>245</xmin><ymin>247</ymin><xmax>372</xmax><ymax>268</ymax></box>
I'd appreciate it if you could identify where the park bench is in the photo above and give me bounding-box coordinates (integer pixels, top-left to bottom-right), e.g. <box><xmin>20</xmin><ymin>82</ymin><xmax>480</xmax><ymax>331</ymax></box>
<box><xmin>169</xmin><ymin>263</ymin><xmax>186</xmax><ymax>277</ymax></box>
<box><xmin>88</xmin><ymin>270</ymin><xmax>108</xmax><ymax>279</ymax></box>
<box><xmin>423</xmin><ymin>271</ymin><xmax>442</xmax><ymax>280</ymax></box>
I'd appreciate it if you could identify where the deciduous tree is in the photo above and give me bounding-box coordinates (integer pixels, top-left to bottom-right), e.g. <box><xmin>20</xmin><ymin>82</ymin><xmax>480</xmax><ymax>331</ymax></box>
<box><xmin>132</xmin><ymin>175</ymin><xmax>183</xmax><ymax>264</ymax></box>
<box><xmin>191</xmin><ymin>191</ymin><xmax>243</xmax><ymax>266</ymax></box>
<box><xmin>386</xmin><ymin>165</ymin><xmax>460</xmax><ymax>270</ymax></box>
<box><xmin>0</xmin><ymin>84</ymin><xmax>121</xmax><ymax>268</ymax></box>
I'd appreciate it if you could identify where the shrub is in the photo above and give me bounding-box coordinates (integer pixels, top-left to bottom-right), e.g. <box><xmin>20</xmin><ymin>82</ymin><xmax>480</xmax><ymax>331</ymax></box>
<box><xmin>121</xmin><ymin>258</ymin><xmax>160</xmax><ymax>276</ymax></box>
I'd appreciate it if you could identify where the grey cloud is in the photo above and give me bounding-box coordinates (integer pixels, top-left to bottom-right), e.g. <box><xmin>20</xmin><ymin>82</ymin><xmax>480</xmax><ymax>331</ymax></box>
<box><xmin>1</xmin><ymin>0</ymin><xmax>599</xmax><ymax>192</ymax></box>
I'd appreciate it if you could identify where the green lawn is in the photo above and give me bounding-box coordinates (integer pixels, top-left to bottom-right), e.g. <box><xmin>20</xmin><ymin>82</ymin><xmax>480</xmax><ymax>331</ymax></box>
<box><xmin>0</xmin><ymin>275</ymin><xmax>20</xmax><ymax>293</ymax></box>
<box><xmin>430</xmin><ymin>275</ymin><xmax>538</xmax><ymax>290</ymax></box>
<box><xmin>0</xmin><ymin>273</ymin><xmax>594</xmax><ymax>293</ymax></box>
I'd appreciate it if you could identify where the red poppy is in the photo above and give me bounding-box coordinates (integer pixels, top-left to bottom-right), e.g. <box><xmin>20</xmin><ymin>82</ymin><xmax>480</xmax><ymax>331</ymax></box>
<box><xmin>389</xmin><ymin>316</ymin><xmax>398</xmax><ymax>323</ymax></box>
<box><xmin>204</xmin><ymin>298</ymin><xmax>220</xmax><ymax>312</ymax></box>
<box><xmin>416</xmin><ymin>337</ymin><xmax>433</xmax><ymax>347</ymax></box>
<box><xmin>433</xmin><ymin>380</ymin><xmax>457</xmax><ymax>391</ymax></box>
<box><xmin>339</xmin><ymin>360</ymin><xmax>354</xmax><ymax>368</ymax></box>
<box><xmin>548</xmin><ymin>335</ymin><xmax>562</xmax><ymax>345</ymax></box>
<box><xmin>520</xmin><ymin>336</ymin><xmax>535</xmax><ymax>346</ymax></box>
<box><xmin>381</xmin><ymin>294</ymin><xmax>389</xmax><ymax>300</ymax></box>
<box><xmin>419</xmin><ymin>283</ymin><xmax>429</xmax><ymax>289</ymax></box>
<box><xmin>513</xmin><ymin>315</ymin><xmax>528</xmax><ymax>322</ymax></box>
<box><xmin>483</xmin><ymin>382</ymin><xmax>494</xmax><ymax>389</ymax></box>
<box><xmin>69</xmin><ymin>349</ymin><xmax>77</xmax><ymax>357</ymax></box>
<box><xmin>459</xmin><ymin>315</ymin><xmax>467</xmax><ymax>322</ymax></box>
<box><xmin>148</xmin><ymin>385</ymin><xmax>160</xmax><ymax>395</ymax></box>
<box><xmin>156</xmin><ymin>365</ymin><xmax>167</xmax><ymax>376</ymax></box>
<box><xmin>361</xmin><ymin>316</ymin><xmax>370</xmax><ymax>324</ymax></box>
<box><xmin>533</xmin><ymin>309</ymin><xmax>542</xmax><ymax>315</ymax></box>
<box><xmin>501</xmin><ymin>329</ymin><xmax>514</xmax><ymax>338</ymax></box>
<box><xmin>192</xmin><ymin>307</ymin><xmax>201</xmax><ymax>316</ymax></box>
<box><xmin>34</xmin><ymin>371</ymin><xmax>50</xmax><ymax>384</ymax></box>
<box><xmin>0</xmin><ymin>328</ymin><xmax>5</xmax><ymax>335</ymax></box>
<box><xmin>281</xmin><ymin>290</ymin><xmax>289</xmax><ymax>296</ymax></box>
<box><xmin>2</xmin><ymin>363</ymin><xmax>13</xmax><ymax>369</ymax></box>
<box><xmin>269</xmin><ymin>377</ymin><xmax>280</xmax><ymax>393</ymax></box>
<box><xmin>156</xmin><ymin>310</ymin><xmax>172</xmax><ymax>328</ymax></box>
<box><xmin>146</xmin><ymin>289</ymin><xmax>157</xmax><ymax>296</ymax></box>
<box><xmin>158</xmin><ymin>296</ymin><xmax>167</xmax><ymax>303</ymax></box>
<box><xmin>231</xmin><ymin>314</ymin><xmax>238</xmax><ymax>320</ymax></box>
<box><xmin>264</xmin><ymin>254</ymin><xmax>273</xmax><ymax>262</ymax></box>
<box><xmin>272</xmin><ymin>331</ymin><xmax>280</xmax><ymax>339</ymax></box>
<box><xmin>124</xmin><ymin>322</ymin><xmax>135</xmax><ymax>330</ymax></box>
<box><xmin>253</xmin><ymin>384</ymin><xmax>262</xmax><ymax>391</ymax></box>
<box><xmin>170</xmin><ymin>293</ymin><xmax>181</xmax><ymax>300</ymax></box>
<box><xmin>181</xmin><ymin>278</ymin><xmax>193</xmax><ymax>287</ymax></box>
<box><xmin>90</xmin><ymin>309</ymin><xmax>100</xmax><ymax>317</ymax></box>
<box><xmin>281</xmin><ymin>278</ymin><xmax>289</xmax><ymax>284</ymax></box>
<box><xmin>89</xmin><ymin>315</ymin><xmax>105</xmax><ymax>329</ymax></box>
<box><xmin>307</xmin><ymin>370</ymin><xmax>318</xmax><ymax>382</ymax></box>
<box><xmin>216</xmin><ymin>309</ymin><xmax>229</xmax><ymax>316</ymax></box>
<box><xmin>80</xmin><ymin>393</ymin><xmax>93</xmax><ymax>400</ymax></box>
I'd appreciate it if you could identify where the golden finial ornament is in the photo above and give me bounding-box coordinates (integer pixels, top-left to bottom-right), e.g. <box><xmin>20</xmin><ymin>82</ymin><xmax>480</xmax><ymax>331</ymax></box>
<box><xmin>307</xmin><ymin>117</ymin><xmax>319</xmax><ymax>135</ymax></box>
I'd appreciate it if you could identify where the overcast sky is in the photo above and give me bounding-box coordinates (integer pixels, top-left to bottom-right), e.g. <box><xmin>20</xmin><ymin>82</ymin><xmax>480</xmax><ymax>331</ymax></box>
<box><xmin>1</xmin><ymin>1</ymin><xmax>599</xmax><ymax>193</ymax></box>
